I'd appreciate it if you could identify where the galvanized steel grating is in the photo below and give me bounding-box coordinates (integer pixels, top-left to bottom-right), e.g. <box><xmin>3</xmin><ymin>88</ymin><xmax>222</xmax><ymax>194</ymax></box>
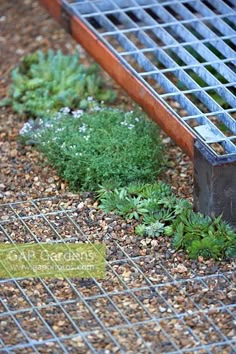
<box><xmin>0</xmin><ymin>198</ymin><xmax>236</xmax><ymax>353</ymax></box>
<box><xmin>62</xmin><ymin>0</ymin><xmax>236</xmax><ymax>162</ymax></box>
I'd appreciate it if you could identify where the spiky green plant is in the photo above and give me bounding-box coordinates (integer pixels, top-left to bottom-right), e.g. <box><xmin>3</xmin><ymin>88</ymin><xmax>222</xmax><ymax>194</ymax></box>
<box><xmin>170</xmin><ymin>211</ymin><xmax>236</xmax><ymax>260</ymax></box>
<box><xmin>187</xmin><ymin>237</ymin><xmax>223</xmax><ymax>260</ymax></box>
<box><xmin>97</xmin><ymin>183</ymin><xmax>236</xmax><ymax>260</ymax></box>
<box><xmin>135</xmin><ymin>221</ymin><xmax>165</xmax><ymax>237</ymax></box>
<box><xmin>98</xmin><ymin>181</ymin><xmax>171</xmax><ymax>222</ymax></box>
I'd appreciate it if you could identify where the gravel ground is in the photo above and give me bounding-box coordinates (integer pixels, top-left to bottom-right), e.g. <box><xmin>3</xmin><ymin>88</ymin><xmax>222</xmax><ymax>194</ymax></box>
<box><xmin>0</xmin><ymin>0</ymin><xmax>193</xmax><ymax>204</ymax></box>
<box><xmin>0</xmin><ymin>1</ymin><xmax>235</xmax><ymax>353</ymax></box>
<box><xmin>0</xmin><ymin>198</ymin><xmax>235</xmax><ymax>353</ymax></box>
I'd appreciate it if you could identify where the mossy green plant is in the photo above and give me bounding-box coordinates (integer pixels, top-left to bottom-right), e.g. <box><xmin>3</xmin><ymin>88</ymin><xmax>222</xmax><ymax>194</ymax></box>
<box><xmin>20</xmin><ymin>108</ymin><xmax>164</xmax><ymax>191</ymax></box>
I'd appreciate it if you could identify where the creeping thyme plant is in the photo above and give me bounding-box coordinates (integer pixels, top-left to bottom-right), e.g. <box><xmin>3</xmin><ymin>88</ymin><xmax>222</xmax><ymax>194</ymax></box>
<box><xmin>2</xmin><ymin>50</ymin><xmax>116</xmax><ymax>116</ymax></box>
<box><xmin>20</xmin><ymin>107</ymin><xmax>164</xmax><ymax>191</ymax></box>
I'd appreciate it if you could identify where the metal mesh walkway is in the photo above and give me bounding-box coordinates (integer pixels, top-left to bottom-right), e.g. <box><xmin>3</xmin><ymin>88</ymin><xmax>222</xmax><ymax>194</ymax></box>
<box><xmin>46</xmin><ymin>0</ymin><xmax>236</xmax><ymax>162</ymax></box>
<box><xmin>0</xmin><ymin>198</ymin><xmax>235</xmax><ymax>353</ymax></box>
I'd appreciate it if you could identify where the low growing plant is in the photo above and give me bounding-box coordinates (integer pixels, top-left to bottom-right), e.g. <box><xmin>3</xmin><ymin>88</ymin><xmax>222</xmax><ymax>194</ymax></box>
<box><xmin>2</xmin><ymin>50</ymin><xmax>116</xmax><ymax>116</ymax></box>
<box><xmin>169</xmin><ymin>211</ymin><xmax>236</xmax><ymax>260</ymax></box>
<box><xmin>98</xmin><ymin>183</ymin><xmax>236</xmax><ymax>260</ymax></box>
<box><xmin>98</xmin><ymin>181</ymin><xmax>191</xmax><ymax>225</ymax></box>
<box><xmin>20</xmin><ymin>108</ymin><xmax>164</xmax><ymax>191</ymax></box>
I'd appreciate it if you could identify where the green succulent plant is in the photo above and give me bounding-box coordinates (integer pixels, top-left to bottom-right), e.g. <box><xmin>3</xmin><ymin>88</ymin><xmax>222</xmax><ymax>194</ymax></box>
<box><xmin>187</xmin><ymin>237</ymin><xmax>223</xmax><ymax>260</ymax></box>
<box><xmin>171</xmin><ymin>211</ymin><xmax>235</xmax><ymax>260</ymax></box>
<box><xmin>3</xmin><ymin>49</ymin><xmax>116</xmax><ymax>117</ymax></box>
<box><xmin>135</xmin><ymin>221</ymin><xmax>165</xmax><ymax>237</ymax></box>
<box><xmin>97</xmin><ymin>183</ymin><xmax>236</xmax><ymax>260</ymax></box>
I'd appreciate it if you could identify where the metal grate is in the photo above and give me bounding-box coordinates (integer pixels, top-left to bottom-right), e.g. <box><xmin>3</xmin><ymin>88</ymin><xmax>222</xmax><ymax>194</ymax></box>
<box><xmin>0</xmin><ymin>198</ymin><xmax>235</xmax><ymax>353</ymax></box>
<box><xmin>59</xmin><ymin>0</ymin><xmax>236</xmax><ymax>162</ymax></box>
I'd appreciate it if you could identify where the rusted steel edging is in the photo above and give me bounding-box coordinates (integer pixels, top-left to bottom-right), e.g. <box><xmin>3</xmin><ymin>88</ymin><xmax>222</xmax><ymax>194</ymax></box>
<box><xmin>39</xmin><ymin>0</ymin><xmax>195</xmax><ymax>159</ymax></box>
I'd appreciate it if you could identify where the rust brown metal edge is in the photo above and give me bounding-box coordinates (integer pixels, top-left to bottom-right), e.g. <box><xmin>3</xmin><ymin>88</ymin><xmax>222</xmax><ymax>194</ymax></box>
<box><xmin>38</xmin><ymin>0</ymin><xmax>195</xmax><ymax>159</ymax></box>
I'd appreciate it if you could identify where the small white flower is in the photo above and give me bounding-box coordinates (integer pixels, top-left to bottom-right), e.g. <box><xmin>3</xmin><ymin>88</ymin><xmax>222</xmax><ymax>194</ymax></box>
<box><xmin>93</xmin><ymin>106</ymin><xmax>101</xmax><ymax>111</ymax></box>
<box><xmin>72</xmin><ymin>109</ymin><xmax>84</xmax><ymax>118</ymax></box>
<box><xmin>79</xmin><ymin>123</ymin><xmax>88</xmax><ymax>133</ymax></box>
<box><xmin>135</xmin><ymin>117</ymin><xmax>140</xmax><ymax>122</ymax></box>
<box><xmin>56</xmin><ymin>127</ymin><xmax>65</xmax><ymax>133</ymax></box>
<box><xmin>45</xmin><ymin>122</ymin><xmax>53</xmax><ymax>128</ymax></box>
<box><xmin>19</xmin><ymin>122</ymin><xmax>33</xmax><ymax>135</ymax></box>
<box><xmin>87</xmin><ymin>96</ymin><xmax>93</xmax><ymax>101</ymax></box>
<box><xmin>128</xmin><ymin>124</ymin><xmax>135</xmax><ymax>129</ymax></box>
<box><xmin>60</xmin><ymin>107</ymin><xmax>71</xmax><ymax>114</ymax></box>
<box><xmin>84</xmin><ymin>135</ymin><xmax>90</xmax><ymax>141</ymax></box>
